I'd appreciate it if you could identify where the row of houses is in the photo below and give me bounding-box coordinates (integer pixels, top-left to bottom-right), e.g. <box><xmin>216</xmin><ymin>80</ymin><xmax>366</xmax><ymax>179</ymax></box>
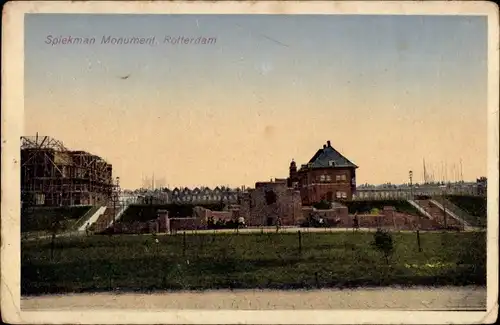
<box><xmin>129</xmin><ymin>186</ymin><xmax>241</xmax><ymax>205</ymax></box>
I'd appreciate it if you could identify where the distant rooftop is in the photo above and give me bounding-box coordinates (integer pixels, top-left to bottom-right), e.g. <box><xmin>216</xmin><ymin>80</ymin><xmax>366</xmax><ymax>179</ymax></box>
<box><xmin>304</xmin><ymin>140</ymin><xmax>358</xmax><ymax>169</ymax></box>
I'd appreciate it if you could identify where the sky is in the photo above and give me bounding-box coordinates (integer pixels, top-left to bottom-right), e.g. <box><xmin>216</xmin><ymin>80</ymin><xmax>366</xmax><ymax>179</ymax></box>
<box><xmin>24</xmin><ymin>14</ymin><xmax>488</xmax><ymax>189</ymax></box>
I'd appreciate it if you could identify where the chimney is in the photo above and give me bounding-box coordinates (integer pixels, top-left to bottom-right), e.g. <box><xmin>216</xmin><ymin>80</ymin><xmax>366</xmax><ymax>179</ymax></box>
<box><xmin>323</xmin><ymin>145</ymin><xmax>327</xmax><ymax>149</ymax></box>
<box><xmin>327</xmin><ymin>140</ymin><xmax>331</xmax><ymax>147</ymax></box>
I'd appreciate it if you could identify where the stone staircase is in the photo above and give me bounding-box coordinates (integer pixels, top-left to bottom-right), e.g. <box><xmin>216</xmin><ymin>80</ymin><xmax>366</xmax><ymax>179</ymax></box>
<box><xmin>414</xmin><ymin>199</ymin><xmax>463</xmax><ymax>229</ymax></box>
<box><xmin>90</xmin><ymin>202</ymin><xmax>129</xmax><ymax>233</ymax></box>
<box><xmin>431</xmin><ymin>197</ymin><xmax>473</xmax><ymax>228</ymax></box>
<box><xmin>72</xmin><ymin>205</ymin><xmax>101</xmax><ymax>231</ymax></box>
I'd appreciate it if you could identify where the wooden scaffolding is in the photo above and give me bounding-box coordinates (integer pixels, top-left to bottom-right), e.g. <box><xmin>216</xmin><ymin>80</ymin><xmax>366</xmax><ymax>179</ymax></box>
<box><xmin>21</xmin><ymin>135</ymin><xmax>113</xmax><ymax>207</ymax></box>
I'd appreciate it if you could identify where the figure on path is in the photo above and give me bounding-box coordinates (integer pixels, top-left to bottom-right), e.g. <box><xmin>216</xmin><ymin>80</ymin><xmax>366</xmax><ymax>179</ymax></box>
<box><xmin>353</xmin><ymin>212</ymin><xmax>359</xmax><ymax>231</ymax></box>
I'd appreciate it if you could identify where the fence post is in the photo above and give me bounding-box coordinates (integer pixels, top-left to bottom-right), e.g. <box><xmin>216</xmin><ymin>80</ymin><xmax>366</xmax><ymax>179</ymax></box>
<box><xmin>298</xmin><ymin>230</ymin><xmax>302</xmax><ymax>255</ymax></box>
<box><xmin>50</xmin><ymin>232</ymin><xmax>56</xmax><ymax>261</ymax></box>
<box><xmin>183</xmin><ymin>231</ymin><xmax>187</xmax><ymax>258</ymax></box>
<box><xmin>416</xmin><ymin>229</ymin><xmax>422</xmax><ymax>252</ymax></box>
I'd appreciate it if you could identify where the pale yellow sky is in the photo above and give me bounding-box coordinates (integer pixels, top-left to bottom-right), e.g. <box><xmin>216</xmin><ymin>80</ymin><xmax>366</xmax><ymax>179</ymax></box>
<box><xmin>25</xmin><ymin>14</ymin><xmax>488</xmax><ymax>189</ymax></box>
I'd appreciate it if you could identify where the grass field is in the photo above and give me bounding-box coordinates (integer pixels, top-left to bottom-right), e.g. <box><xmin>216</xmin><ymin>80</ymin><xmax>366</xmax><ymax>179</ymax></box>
<box><xmin>21</xmin><ymin>231</ymin><xmax>486</xmax><ymax>295</ymax></box>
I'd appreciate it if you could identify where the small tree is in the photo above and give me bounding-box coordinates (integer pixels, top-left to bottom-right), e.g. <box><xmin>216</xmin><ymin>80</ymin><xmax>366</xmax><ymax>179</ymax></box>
<box><xmin>372</xmin><ymin>229</ymin><xmax>394</xmax><ymax>265</ymax></box>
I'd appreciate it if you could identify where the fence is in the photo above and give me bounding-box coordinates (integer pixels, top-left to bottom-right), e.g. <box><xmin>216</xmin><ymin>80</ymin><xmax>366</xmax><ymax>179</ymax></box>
<box><xmin>353</xmin><ymin>186</ymin><xmax>485</xmax><ymax>201</ymax></box>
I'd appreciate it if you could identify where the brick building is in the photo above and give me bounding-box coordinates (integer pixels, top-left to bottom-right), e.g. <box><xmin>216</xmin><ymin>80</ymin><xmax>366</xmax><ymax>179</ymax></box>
<box><xmin>288</xmin><ymin>140</ymin><xmax>358</xmax><ymax>205</ymax></box>
<box><xmin>240</xmin><ymin>179</ymin><xmax>302</xmax><ymax>227</ymax></box>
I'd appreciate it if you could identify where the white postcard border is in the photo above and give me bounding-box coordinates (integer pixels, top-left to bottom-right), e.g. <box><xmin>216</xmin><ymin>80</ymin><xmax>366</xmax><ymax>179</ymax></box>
<box><xmin>2</xmin><ymin>1</ymin><xmax>498</xmax><ymax>324</ymax></box>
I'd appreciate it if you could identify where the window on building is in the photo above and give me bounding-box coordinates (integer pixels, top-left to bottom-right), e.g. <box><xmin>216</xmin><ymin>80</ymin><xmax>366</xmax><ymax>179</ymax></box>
<box><xmin>326</xmin><ymin>175</ymin><xmax>332</xmax><ymax>182</ymax></box>
<box><xmin>328</xmin><ymin>160</ymin><xmax>336</xmax><ymax>167</ymax></box>
<box><xmin>336</xmin><ymin>175</ymin><xmax>341</xmax><ymax>181</ymax></box>
<box><xmin>336</xmin><ymin>191</ymin><xmax>342</xmax><ymax>198</ymax></box>
<box><xmin>341</xmin><ymin>192</ymin><xmax>347</xmax><ymax>198</ymax></box>
<box><xmin>341</xmin><ymin>175</ymin><xmax>347</xmax><ymax>181</ymax></box>
<box><xmin>320</xmin><ymin>175</ymin><xmax>326</xmax><ymax>182</ymax></box>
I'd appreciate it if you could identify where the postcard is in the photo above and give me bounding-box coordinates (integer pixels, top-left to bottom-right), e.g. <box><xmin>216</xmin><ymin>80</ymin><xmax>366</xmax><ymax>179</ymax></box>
<box><xmin>1</xmin><ymin>1</ymin><xmax>499</xmax><ymax>324</ymax></box>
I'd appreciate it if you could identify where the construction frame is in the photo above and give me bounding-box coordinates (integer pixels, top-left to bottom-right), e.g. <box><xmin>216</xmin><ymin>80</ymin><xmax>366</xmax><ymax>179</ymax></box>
<box><xmin>21</xmin><ymin>135</ymin><xmax>114</xmax><ymax>207</ymax></box>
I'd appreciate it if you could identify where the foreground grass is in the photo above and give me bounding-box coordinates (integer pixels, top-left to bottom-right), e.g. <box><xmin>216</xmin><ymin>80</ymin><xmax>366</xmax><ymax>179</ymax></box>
<box><xmin>21</xmin><ymin>231</ymin><xmax>486</xmax><ymax>295</ymax></box>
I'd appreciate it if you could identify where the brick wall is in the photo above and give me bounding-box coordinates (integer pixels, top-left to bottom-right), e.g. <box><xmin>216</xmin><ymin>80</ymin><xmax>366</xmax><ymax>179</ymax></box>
<box><xmin>301</xmin><ymin>205</ymin><xmax>349</xmax><ymax>226</ymax></box>
<box><xmin>210</xmin><ymin>211</ymin><xmax>234</xmax><ymax>222</ymax></box>
<box><xmin>169</xmin><ymin>217</ymin><xmax>202</xmax><ymax>231</ymax></box>
<box><xmin>298</xmin><ymin>206</ymin><xmax>444</xmax><ymax>231</ymax></box>
<box><xmin>193</xmin><ymin>206</ymin><xmax>235</xmax><ymax>222</ymax></box>
<box><xmin>111</xmin><ymin>205</ymin><xmax>244</xmax><ymax>233</ymax></box>
<box><xmin>244</xmin><ymin>181</ymin><xmax>302</xmax><ymax>226</ymax></box>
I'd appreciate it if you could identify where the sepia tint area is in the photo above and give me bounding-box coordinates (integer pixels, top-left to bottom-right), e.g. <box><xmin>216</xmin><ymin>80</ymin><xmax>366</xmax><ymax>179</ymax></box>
<box><xmin>21</xmin><ymin>13</ymin><xmax>488</xmax><ymax>311</ymax></box>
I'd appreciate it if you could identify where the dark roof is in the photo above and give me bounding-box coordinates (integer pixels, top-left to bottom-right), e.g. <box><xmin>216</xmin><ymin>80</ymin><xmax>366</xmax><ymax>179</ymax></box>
<box><xmin>307</xmin><ymin>142</ymin><xmax>358</xmax><ymax>169</ymax></box>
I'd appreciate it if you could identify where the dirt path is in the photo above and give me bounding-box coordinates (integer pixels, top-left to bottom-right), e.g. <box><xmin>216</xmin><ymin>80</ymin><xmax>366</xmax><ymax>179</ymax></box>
<box><xmin>22</xmin><ymin>286</ymin><xmax>486</xmax><ymax>310</ymax></box>
<box><xmin>23</xmin><ymin>226</ymin><xmax>485</xmax><ymax>242</ymax></box>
